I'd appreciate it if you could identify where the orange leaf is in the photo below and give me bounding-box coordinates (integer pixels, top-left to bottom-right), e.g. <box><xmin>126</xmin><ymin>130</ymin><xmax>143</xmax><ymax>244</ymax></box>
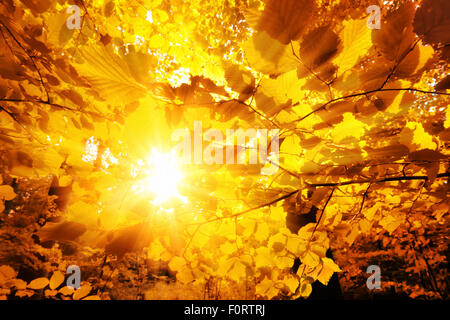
<box><xmin>49</xmin><ymin>271</ymin><xmax>65</xmax><ymax>290</ymax></box>
<box><xmin>83</xmin><ymin>295</ymin><xmax>101</xmax><ymax>300</ymax></box>
<box><xmin>59</xmin><ymin>286</ymin><xmax>75</xmax><ymax>296</ymax></box>
<box><xmin>28</xmin><ymin>277</ymin><xmax>49</xmax><ymax>290</ymax></box>
<box><xmin>73</xmin><ymin>284</ymin><xmax>92</xmax><ymax>300</ymax></box>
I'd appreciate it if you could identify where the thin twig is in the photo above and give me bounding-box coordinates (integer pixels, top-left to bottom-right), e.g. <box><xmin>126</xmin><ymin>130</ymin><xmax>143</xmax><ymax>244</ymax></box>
<box><xmin>0</xmin><ymin>22</ymin><xmax>50</xmax><ymax>102</ymax></box>
<box><xmin>351</xmin><ymin>182</ymin><xmax>372</xmax><ymax>221</ymax></box>
<box><xmin>188</xmin><ymin>189</ymin><xmax>299</xmax><ymax>226</ymax></box>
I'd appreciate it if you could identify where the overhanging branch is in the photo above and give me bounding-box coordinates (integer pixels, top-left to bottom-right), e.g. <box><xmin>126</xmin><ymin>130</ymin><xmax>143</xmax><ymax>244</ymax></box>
<box><xmin>307</xmin><ymin>172</ymin><xmax>450</xmax><ymax>187</ymax></box>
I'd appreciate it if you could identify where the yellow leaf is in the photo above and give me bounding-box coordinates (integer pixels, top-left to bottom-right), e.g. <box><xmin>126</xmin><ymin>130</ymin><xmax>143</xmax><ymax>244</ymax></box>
<box><xmin>176</xmin><ymin>269</ymin><xmax>194</xmax><ymax>284</ymax></box>
<box><xmin>332</xmin><ymin>113</ymin><xmax>365</xmax><ymax>142</ymax></box>
<box><xmin>268</xmin><ymin>232</ymin><xmax>287</xmax><ymax>252</ymax></box>
<box><xmin>28</xmin><ymin>277</ymin><xmax>49</xmax><ymax>290</ymax></box>
<box><xmin>286</xmin><ymin>236</ymin><xmax>303</xmax><ymax>256</ymax></box>
<box><xmin>49</xmin><ymin>271</ymin><xmax>65</xmax><ymax>290</ymax></box>
<box><xmin>154</xmin><ymin>9</ymin><xmax>169</xmax><ymax>22</ymax></box>
<box><xmin>284</xmin><ymin>274</ymin><xmax>299</xmax><ymax>293</ymax></box>
<box><xmin>270</xmin><ymin>206</ymin><xmax>286</xmax><ymax>221</ymax></box>
<box><xmin>73</xmin><ymin>284</ymin><xmax>92</xmax><ymax>300</ymax></box>
<box><xmin>445</xmin><ymin>107</ymin><xmax>450</xmax><ymax>128</ymax></box>
<box><xmin>46</xmin><ymin>10</ymin><xmax>75</xmax><ymax>47</ymax></box>
<box><xmin>359</xmin><ymin>219</ymin><xmax>372</xmax><ymax>233</ymax></box>
<box><xmin>334</xmin><ymin>19</ymin><xmax>372</xmax><ymax>74</ymax></box>
<box><xmin>317</xmin><ymin>257</ymin><xmax>341</xmax><ymax>285</ymax></box>
<box><xmin>364</xmin><ymin>202</ymin><xmax>381</xmax><ymax>221</ymax></box>
<box><xmin>298</xmin><ymin>282</ymin><xmax>312</xmax><ymax>297</ymax></box>
<box><xmin>254</xmin><ymin>223</ymin><xmax>270</xmax><ymax>242</ymax></box>
<box><xmin>228</xmin><ymin>261</ymin><xmax>246</xmax><ymax>281</ymax></box>
<box><xmin>255</xmin><ymin>247</ymin><xmax>273</xmax><ymax>268</ymax></box>
<box><xmin>169</xmin><ymin>257</ymin><xmax>186</xmax><ymax>272</ymax></box>
<box><xmin>302</xmin><ymin>250</ymin><xmax>320</xmax><ymax>268</ymax></box>
<box><xmin>399</xmin><ymin>122</ymin><xmax>437</xmax><ymax>151</ymax></box>
<box><xmin>280</xmin><ymin>135</ymin><xmax>302</xmax><ymax>172</ymax></box>
<box><xmin>274</xmin><ymin>256</ymin><xmax>294</xmax><ymax>269</ymax></box>
<box><xmin>58</xmin><ymin>175</ymin><xmax>72</xmax><ymax>187</ymax></box>
<box><xmin>413</xmin><ymin>43</ymin><xmax>434</xmax><ymax>74</ymax></box>
<box><xmin>256</xmin><ymin>277</ymin><xmax>278</xmax><ymax>299</ymax></box>
<box><xmin>150</xmin><ymin>0</ymin><xmax>163</xmax><ymax>8</ymax></box>
<box><xmin>219</xmin><ymin>241</ymin><xmax>236</xmax><ymax>254</ymax></box>
<box><xmin>240</xmin><ymin>219</ymin><xmax>256</xmax><ymax>238</ymax></box>
<box><xmin>75</xmin><ymin>45</ymin><xmax>147</xmax><ymax>104</ymax></box>
<box><xmin>346</xmin><ymin>225</ymin><xmax>360</xmax><ymax>245</ymax></box>
<box><xmin>148</xmin><ymin>239</ymin><xmax>170</xmax><ymax>261</ymax></box>
<box><xmin>380</xmin><ymin>214</ymin><xmax>404</xmax><ymax>234</ymax></box>
<box><xmin>149</xmin><ymin>34</ymin><xmax>167</xmax><ymax>48</ymax></box>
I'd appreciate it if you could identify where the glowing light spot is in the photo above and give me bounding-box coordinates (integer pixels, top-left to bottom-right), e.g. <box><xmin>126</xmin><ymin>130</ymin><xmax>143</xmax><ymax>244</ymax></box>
<box><xmin>144</xmin><ymin>149</ymin><xmax>187</xmax><ymax>205</ymax></box>
<box><xmin>146</xmin><ymin>11</ymin><xmax>153</xmax><ymax>23</ymax></box>
<box><xmin>82</xmin><ymin>136</ymin><xmax>99</xmax><ymax>164</ymax></box>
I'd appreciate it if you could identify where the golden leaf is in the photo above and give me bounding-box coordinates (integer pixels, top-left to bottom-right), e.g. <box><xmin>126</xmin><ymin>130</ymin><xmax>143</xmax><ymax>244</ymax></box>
<box><xmin>317</xmin><ymin>257</ymin><xmax>341</xmax><ymax>285</ymax></box>
<box><xmin>334</xmin><ymin>19</ymin><xmax>372</xmax><ymax>74</ymax></box>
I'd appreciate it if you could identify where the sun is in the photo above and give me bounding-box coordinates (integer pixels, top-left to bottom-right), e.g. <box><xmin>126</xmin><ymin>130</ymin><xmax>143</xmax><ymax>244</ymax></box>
<box><xmin>143</xmin><ymin>149</ymin><xmax>186</xmax><ymax>205</ymax></box>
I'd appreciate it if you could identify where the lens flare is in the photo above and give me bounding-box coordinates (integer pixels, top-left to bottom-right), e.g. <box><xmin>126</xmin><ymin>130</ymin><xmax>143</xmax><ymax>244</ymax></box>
<box><xmin>144</xmin><ymin>149</ymin><xmax>186</xmax><ymax>205</ymax></box>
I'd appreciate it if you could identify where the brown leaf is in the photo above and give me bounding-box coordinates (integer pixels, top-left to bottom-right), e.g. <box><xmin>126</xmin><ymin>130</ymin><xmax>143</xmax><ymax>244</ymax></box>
<box><xmin>60</xmin><ymin>89</ymin><xmax>85</xmax><ymax>107</ymax></box>
<box><xmin>37</xmin><ymin>221</ymin><xmax>87</xmax><ymax>242</ymax></box>
<box><xmin>408</xmin><ymin>149</ymin><xmax>446</xmax><ymax>162</ymax></box>
<box><xmin>414</xmin><ymin>0</ymin><xmax>450</xmax><ymax>45</ymax></box>
<box><xmin>105</xmin><ymin>222</ymin><xmax>154</xmax><ymax>258</ymax></box>
<box><xmin>435</xmin><ymin>75</ymin><xmax>450</xmax><ymax>91</ymax></box>
<box><xmin>408</xmin><ymin>149</ymin><xmax>445</xmax><ymax>162</ymax></box>
<box><xmin>224</xmin><ymin>64</ymin><xmax>255</xmax><ymax>99</ymax></box>
<box><xmin>300</xmin><ymin>26</ymin><xmax>341</xmax><ymax>69</ymax></box>
<box><xmin>257</xmin><ymin>0</ymin><xmax>315</xmax><ymax>44</ymax></box>
<box><xmin>372</xmin><ymin>2</ymin><xmax>416</xmax><ymax>61</ymax></box>
<box><xmin>425</xmin><ymin>162</ymin><xmax>440</xmax><ymax>184</ymax></box>
<box><xmin>100</xmin><ymin>33</ymin><xmax>112</xmax><ymax>46</ymax></box>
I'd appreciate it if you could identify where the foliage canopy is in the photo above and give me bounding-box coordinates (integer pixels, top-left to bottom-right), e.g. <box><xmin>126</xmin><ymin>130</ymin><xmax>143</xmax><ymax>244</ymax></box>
<box><xmin>0</xmin><ymin>0</ymin><xmax>448</xmax><ymax>299</ymax></box>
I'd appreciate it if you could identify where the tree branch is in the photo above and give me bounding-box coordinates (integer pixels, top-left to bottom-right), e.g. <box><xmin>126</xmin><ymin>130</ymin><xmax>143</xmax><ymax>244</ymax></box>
<box><xmin>0</xmin><ymin>22</ymin><xmax>50</xmax><ymax>103</ymax></box>
<box><xmin>297</xmin><ymin>87</ymin><xmax>450</xmax><ymax>123</ymax></box>
<box><xmin>306</xmin><ymin>172</ymin><xmax>450</xmax><ymax>187</ymax></box>
<box><xmin>188</xmin><ymin>189</ymin><xmax>299</xmax><ymax>226</ymax></box>
<box><xmin>0</xmin><ymin>98</ymin><xmax>116</xmax><ymax>122</ymax></box>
